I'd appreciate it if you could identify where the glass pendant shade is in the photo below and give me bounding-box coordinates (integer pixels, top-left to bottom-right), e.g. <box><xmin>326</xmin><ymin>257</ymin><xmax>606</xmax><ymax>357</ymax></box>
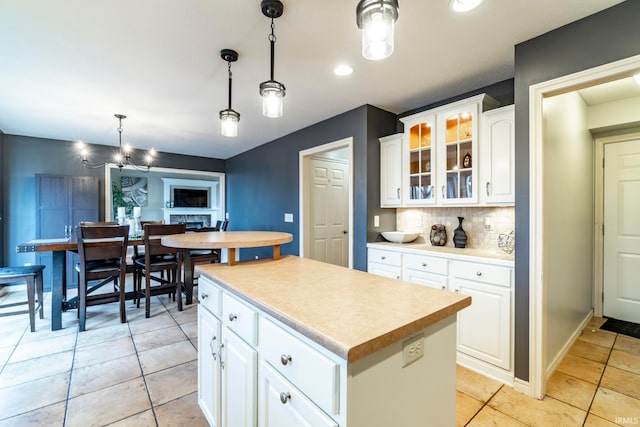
<box><xmin>220</xmin><ymin>109</ymin><xmax>240</xmax><ymax>137</ymax></box>
<box><xmin>357</xmin><ymin>0</ymin><xmax>399</xmax><ymax>61</ymax></box>
<box><xmin>260</xmin><ymin>80</ymin><xmax>285</xmax><ymax>118</ymax></box>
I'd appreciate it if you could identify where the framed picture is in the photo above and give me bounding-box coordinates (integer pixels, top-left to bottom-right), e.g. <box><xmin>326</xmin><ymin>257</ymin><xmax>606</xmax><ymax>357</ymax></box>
<box><xmin>121</xmin><ymin>176</ymin><xmax>148</xmax><ymax>207</ymax></box>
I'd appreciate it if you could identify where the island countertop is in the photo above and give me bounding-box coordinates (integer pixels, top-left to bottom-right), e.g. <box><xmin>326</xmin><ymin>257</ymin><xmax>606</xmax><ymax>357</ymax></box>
<box><xmin>196</xmin><ymin>255</ymin><xmax>471</xmax><ymax>363</ymax></box>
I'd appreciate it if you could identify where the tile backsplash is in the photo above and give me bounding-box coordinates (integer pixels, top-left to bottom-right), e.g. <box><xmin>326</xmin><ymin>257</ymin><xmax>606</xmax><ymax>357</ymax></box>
<box><xmin>396</xmin><ymin>207</ymin><xmax>515</xmax><ymax>252</ymax></box>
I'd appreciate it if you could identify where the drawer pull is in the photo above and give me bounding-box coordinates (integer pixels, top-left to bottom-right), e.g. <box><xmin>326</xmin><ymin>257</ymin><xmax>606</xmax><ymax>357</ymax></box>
<box><xmin>381</xmin><ymin>256</ymin><xmax>386</xmax><ymax>260</ymax></box>
<box><xmin>280</xmin><ymin>392</ymin><xmax>291</xmax><ymax>404</ymax></box>
<box><xmin>228</xmin><ymin>313</ymin><xmax>237</xmax><ymax>321</ymax></box>
<box><xmin>422</xmin><ymin>263</ymin><xmax>428</xmax><ymax>268</ymax></box>
<box><xmin>280</xmin><ymin>354</ymin><xmax>292</xmax><ymax>366</ymax></box>
<box><xmin>441</xmin><ymin>285</ymin><xmax>446</xmax><ymax>290</ymax></box>
<box><xmin>476</xmin><ymin>272</ymin><xmax>483</xmax><ymax>277</ymax></box>
<box><xmin>200</xmin><ymin>293</ymin><xmax>208</xmax><ymax>299</ymax></box>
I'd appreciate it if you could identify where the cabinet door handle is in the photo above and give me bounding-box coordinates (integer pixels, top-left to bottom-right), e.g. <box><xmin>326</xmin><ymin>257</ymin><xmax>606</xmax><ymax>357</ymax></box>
<box><xmin>209</xmin><ymin>336</ymin><xmax>217</xmax><ymax>360</ymax></box>
<box><xmin>201</xmin><ymin>293</ymin><xmax>208</xmax><ymax>300</ymax></box>
<box><xmin>397</xmin><ymin>188</ymin><xmax>400</xmax><ymax>199</ymax></box>
<box><xmin>280</xmin><ymin>392</ymin><xmax>291</xmax><ymax>404</ymax></box>
<box><xmin>228</xmin><ymin>313</ymin><xmax>237</xmax><ymax>322</ymax></box>
<box><xmin>280</xmin><ymin>354</ymin><xmax>292</xmax><ymax>366</ymax></box>
<box><xmin>486</xmin><ymin>182</ymin><xmax>490</xmax><ymax>196</ymax></box>
<box><xmin>441</xmin><ymin>185</ymin><xmax>446</xmax><ymax>198</ymax></box>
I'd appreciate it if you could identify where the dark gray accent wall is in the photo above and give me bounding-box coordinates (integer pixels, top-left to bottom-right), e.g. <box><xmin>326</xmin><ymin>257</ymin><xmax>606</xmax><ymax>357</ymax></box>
<box><xmin>225</xmin><ymin>105</ymin><xmax>397</xmax><ymax>271</ymax></box>
<box><xmin>3</xmin><ymin>134</ymin><xmax>224</xmax><ymax>266</ymax></box>
<box><xmin>0</xmin><ymin>130</ymin><xmax>4</xmax><ymax>265</ymax></box>
<box><xmin>513</xmin><ymin>0</ymin><xmax>640</xmax><ymax>381</ymax></box>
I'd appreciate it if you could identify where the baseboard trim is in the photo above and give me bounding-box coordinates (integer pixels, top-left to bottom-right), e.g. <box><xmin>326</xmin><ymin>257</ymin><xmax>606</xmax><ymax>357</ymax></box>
<box><xmin>457</xmin><ymin>352</ymin><xmax>514</xmax><ymax>386</ymax></box>
<box><xmin>545</xmin><ymin>310</ymin><xmax>593</xmax><ymax>382</ymax></box>
<box><xmin>513</xmin><ymin>377</ymin><xmax>531</xmax><ymax>397</ymax></box>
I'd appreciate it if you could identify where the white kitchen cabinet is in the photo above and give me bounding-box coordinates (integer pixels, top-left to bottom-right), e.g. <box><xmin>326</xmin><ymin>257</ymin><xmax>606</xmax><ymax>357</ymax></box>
<box><xmin>481</xmin><ymin>105</ymin><xmax>515</xmax><ymax>205</ymax></box>
<box><xmin>198</xmin><ymin>277</ymin><xmax>258</xmax><ymax>427</ymax></box>
<box><xmin>397</xmin><ymin>94</ymin><xmax>499</xmax><ymax>207</ymax></box>
<box><xmin>379</xmin><ymin>133</ymin><xmax>403</xmax><ymax>207</ymax></box>
<box><xmin>367</xmin><ymin>247</ymin><xmax>401</xmax><ymax>279</ymax></box>
<box><xmin>367</xmin><ymin>244</ymin><xmax>514</xmax><ymax>384</ymax></box>
<box><xmin>451</xmin><ymin>260</ymin><xmax>512</xmax><ymax>371</ymax></box>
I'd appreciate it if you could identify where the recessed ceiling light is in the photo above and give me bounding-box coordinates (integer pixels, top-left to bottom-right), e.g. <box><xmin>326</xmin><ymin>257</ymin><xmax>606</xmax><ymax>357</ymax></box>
<box><xmin>334</xmin><ymin>64</ymin><xmax>354</xmax><ymax>76</ymax></box>
<box><xmin>450</xmin><ymin>0</ymin><xmax>484</xmax><ymax>12</ymax></box>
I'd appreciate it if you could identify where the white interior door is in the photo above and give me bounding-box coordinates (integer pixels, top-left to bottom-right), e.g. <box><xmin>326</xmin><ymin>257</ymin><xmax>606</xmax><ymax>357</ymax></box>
<box><xmin>603</xmin><ymin>139</ymin><xmax>640</xmax><ymax>323</ymax></box>
<box><xmin>309</xmin><ymin>158</ymin><xmax>349</xmax><ymax>267</ymax></box>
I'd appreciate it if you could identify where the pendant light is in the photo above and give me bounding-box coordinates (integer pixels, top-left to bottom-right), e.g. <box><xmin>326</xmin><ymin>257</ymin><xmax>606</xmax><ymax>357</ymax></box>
<box><xmin>219</xmin><ymin>49</ymin><xmax>240</xmax><ymax>137</ymax></box>
<box><xmin>259</xmin><ymin>0</ymin><xmax>286</xmax><ymax>118</ymax></box>
<box><xmin>356</xmin><ymin>0</ymin><xmax>399</xmax><ymax>61</ymax></box>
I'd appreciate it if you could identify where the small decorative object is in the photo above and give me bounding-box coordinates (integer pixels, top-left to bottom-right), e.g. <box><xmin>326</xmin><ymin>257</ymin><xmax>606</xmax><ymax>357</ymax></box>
<box><xmin>498</xmin><ymin>230</ymin><xmax>515</xmax><ymax>254</ymax></box>
<box><xmin>453</xmin><ymin>216</ymin><xmax>468</xmax><ymax>248</ymax></box>
<box><xmin>463</xmin><ymin>152</ymin><xmax>472</xmax><ymax>168</ymax></box>
<box><xmin>429</xmin><ymin>224</ymin><xmax>446</xmax><ymax>246</ymax></box>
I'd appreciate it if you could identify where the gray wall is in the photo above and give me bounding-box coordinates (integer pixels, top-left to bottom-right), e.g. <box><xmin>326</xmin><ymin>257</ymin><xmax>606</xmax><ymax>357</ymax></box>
<box><xmin>225</xmin><ymin>105</ymin><xmax>397</xmax><ymax>271</ymax></box>
<box><xmin>0</xmin><ymin>130</ymin><xmax>4</xmax><ymax>265</ymax></box>
<box><xmin>3</xmin><ymin>134</ymin><xmax>224</xmax><ymax>267</ymax></box>
<box><xmin>514</xmin><ymin>0</ymin><xmax>640</xmax><ymax>381</ymax></box>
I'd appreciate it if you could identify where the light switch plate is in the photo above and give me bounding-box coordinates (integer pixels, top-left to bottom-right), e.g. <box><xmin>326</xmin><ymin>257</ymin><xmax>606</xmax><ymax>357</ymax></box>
<box><xmin>284</xmin><ymin>213</ymin><xmax>294</xmax><ymax>223</ymax></box>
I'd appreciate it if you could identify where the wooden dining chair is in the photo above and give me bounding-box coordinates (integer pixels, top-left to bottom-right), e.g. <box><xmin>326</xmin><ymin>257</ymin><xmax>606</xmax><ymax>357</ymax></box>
<box><xmin>76</xmin><ymin>224</ymin><xmax>129</xmax><ymax>332</ymax></box>
<box><xmin>187</xmin><ymin>226</ymin><xmax>221</xmax><ymax>286</ymax></box>
<box><xmin>134</xmin><ymin>223</ymin><xmax>186</xmax><ymax>318</ymax></box>
<box><xmin>131</xmin><ymin>220</ymin><xmax>164</xmax><ymax>302</ymax></box>
<box><xmin>0</xmin><ymin>265</ymin><xmax>46</xmax><ymax>332</ymax></box>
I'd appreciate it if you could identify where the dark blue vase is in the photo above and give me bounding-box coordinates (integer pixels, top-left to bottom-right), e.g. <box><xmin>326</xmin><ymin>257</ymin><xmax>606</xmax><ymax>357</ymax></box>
<box><xmin>453</xmin><ymin>217</ymin><xmax>467</xmax><ymax>248</ymax></box>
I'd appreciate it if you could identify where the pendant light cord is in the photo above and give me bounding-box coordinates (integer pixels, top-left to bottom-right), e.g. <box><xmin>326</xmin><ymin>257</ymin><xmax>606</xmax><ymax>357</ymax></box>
<box><xmin>269</xmin><ymin>18</ymin><xmax>276</xmax><ymax>81</ymax></box>
<box><xmin>227</xmin><ymin>60</ymin><xmax>233</xmax><ymax>110</ymax></box>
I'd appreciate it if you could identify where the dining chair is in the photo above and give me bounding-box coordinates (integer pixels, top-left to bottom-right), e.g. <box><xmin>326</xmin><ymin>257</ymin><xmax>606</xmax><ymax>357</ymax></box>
<box><xmin>214</xmin><ymin>220</ymin><xmax>223</xmax><ymax>231</ymax></box>
<box><xmin>134</xmin><ymin>223</ymin><xmax>186</xmax><ymax>318</ymax></box>
<box><xmin>131</xmin><ymin>220</ymin><xmax>164</xmax><ymax>303</ymax></box>
<box><xmin>187</xmin><ymin>226</ymin><xmax>221</xmax><ymax>286</ymax></box>
<box><xmin>221</xmin><ymin>220</ymin><xmax>229</xmax><ymax>231</ymax></box>
<box><xmin>0</xmin><ymin>265</ymin><xmax>46</xmax><ymax>332</ymax></box>
<box><xmin>76</xmin><ymin>224</ymin><xmax>129</xmax><ymax>332</ymax></box>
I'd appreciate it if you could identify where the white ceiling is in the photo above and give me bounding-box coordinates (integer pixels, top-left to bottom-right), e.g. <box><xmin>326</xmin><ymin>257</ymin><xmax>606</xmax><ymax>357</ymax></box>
<box><xmin>0</xmin><ymin>0</ymin><xmax>627</xmax><ymax>160</ymax></box>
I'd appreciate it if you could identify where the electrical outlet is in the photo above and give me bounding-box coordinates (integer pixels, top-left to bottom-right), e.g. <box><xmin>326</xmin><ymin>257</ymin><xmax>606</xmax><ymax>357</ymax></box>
<box><xmin>402</xmin><ymin>333</ymin><xmax>424</xmax><ymax>367</ymax></box>
<box><xmin>373</xmin><ymin>215</ymin><xmax>379</xmax><ymax>227</ymax></box>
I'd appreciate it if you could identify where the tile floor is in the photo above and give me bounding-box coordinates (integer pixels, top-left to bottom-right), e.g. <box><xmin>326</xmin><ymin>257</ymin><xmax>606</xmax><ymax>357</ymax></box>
<box><xmin>1</xmin><ymin>282</ymin><xmax>640</xmax><ymax>426</ymax></box>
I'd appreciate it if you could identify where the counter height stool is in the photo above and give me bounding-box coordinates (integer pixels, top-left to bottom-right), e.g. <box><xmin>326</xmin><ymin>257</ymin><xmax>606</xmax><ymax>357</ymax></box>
<box><xmin>0</xmin><ymin>265</ymin><xmax>45</xmax><ymax>332</ymax></box>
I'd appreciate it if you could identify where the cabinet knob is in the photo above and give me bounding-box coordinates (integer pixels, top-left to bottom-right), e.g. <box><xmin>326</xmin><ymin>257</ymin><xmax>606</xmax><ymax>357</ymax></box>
<box><xmin>441</xmin><ymin>285</ymin><xmax>446</xmax><ymax>290</ymax></box>
<box><xmin>476</xmin><ymin>271</ymin><xmax>483</xmax><ymax>277</ymax></box>
<box><xmin>228</xmin><ymin>313</ymin><xmax>237</xmax><ymax>321</ymax></box>
<box><xmin>200</xmin><ymin>293</ymin><xmax>208</xmax><ymax>300</ymax></box>
<box><xmin>280</xmin><ymin>392</ymin><xmax>291</xmax><ymax>404</ymax></box>
<box><xmin>422</xmin><ymin>263</ymin><xmax>428</xmax><ymax>268</ymax></box>
<box><xmin>280</xmin><ymin>354</ymin><xmax>292</xmax><ymax>366</ymax></box>
<box><xmin>381</xmin><ymin>256</ymin><xmax>386</xmax><ymax>260</ymax></box>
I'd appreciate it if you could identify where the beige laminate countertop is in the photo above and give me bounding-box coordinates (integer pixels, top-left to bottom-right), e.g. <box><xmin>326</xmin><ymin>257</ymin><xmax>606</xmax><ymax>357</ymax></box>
<box><xmin>197</xmin><ymin>256</ymin><xmax>470</xmax><ymax>363</ymax></box>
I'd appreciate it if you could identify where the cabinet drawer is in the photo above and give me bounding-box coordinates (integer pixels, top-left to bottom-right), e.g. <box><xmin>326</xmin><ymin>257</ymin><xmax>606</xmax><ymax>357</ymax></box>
<box><xmin>259</xmin><ymin>361</ymin><xmax>338</xmax><ymax>427</ymax></box>
<box><xmin>452</xmin><ymin>261</ymin><xmax>512</xmax><ymax>287</ymax></box>
<box><xmin>368</xmin><ymin>248</ymin><xmax>401</xmax><ymax>267</ymax></box>
<box><xmin>259</xmin><ymin>317</ymin><xmax>340</xmax><ymax>416</ymax></box>
<box><xmin>368</xmin><ymin>263</ymin><xmax>401</xmax><ymax>280</ymax></box>
<box><xmin>403</xmin><ymin>253</ymin><xmax>448</xmax><ymax>275</ymax></box>
<box><xmin>222</xmin><ymin>293</ymin><xmax>258</xmax><ymax>346</ymax></box>
<box><xmin>403</xmin><ymin>269</ymin><xmax>448</xmax><ymax>291</ymax></box>
<box><xmin>198</xmin><ymin>276</ymin><xmax>222</xmax><ymax>316</ymax></box>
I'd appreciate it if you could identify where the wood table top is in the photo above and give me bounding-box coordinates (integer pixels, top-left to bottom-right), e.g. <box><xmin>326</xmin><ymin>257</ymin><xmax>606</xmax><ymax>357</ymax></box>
<box><xmin>161</xmin><ymin>231</ymin><xmax>293</xmax><ymax>249</ymax></box>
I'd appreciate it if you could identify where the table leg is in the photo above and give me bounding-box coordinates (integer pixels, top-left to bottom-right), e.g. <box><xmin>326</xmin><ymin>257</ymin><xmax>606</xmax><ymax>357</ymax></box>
<box><xmin>273</xmin><ymin>244</ymin><xmax>281</xmax><ymax>260</ymax></box>
<box><xmin>51</xmin><ymin>250</ymin><xmax>66</xmax><ymax>331</ymax></box>
<box><xmin>183</xmin><ymin>249</ymin><xmax>193</xmax><ymax>306</ymax></box>
<box><xmin>228</xmin><ymin>248</ymin><xmax>236</xmax><ymax>266</ymax></box>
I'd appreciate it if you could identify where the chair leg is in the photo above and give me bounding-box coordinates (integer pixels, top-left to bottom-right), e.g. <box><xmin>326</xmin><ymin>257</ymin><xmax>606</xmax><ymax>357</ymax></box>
<box><xmin>26</xmin><ymin>276</ymin><xmax>36</xmax><ymax>333</ymax></box>
<box><xmin>119</xmin><ymin>271</ymin><xmax>127</xmax><ymax>324</ymax></box>
<box><xmin>36</xmin><ymin>272</ymin><xmax>44</xmax><ymax>320</ymax></box>
<box><xmin>137</xmin><ymin>269</ymin><xmax>143</xmax><ymax>309</ymax></box>
<box><xmin>145</xmin><ymin>270</ymin><xmax>151</xmax><ymax>318</ymax></box>
<box><xmin>79</xmin><ymin>276</ymin><xmax>87</xmax><ymax>332</ymax></box>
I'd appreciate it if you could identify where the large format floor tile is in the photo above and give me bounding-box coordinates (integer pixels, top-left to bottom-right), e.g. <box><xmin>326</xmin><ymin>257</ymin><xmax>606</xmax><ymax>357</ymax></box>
<box><xmin>545</xmin><ymin>370</ymin><xmax>597</xmax><ymax>411</ymax></box>
<box><xmin>590</xmin><ymin>387</ymin><xmax>640</xmax><ymax>425</ymax></box>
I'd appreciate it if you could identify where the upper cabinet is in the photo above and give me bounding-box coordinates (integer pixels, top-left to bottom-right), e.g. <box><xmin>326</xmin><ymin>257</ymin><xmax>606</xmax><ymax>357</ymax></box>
<box><xmin>379</xmin><ymin>134</ymin><xmax>403</xmax><ymax>207</ymax></box>
<box><xmin>480</xmin><ymin>105</ymin><xmax>515</xmax><ymax>205</ymax></box>
<box><xmin>381</xmin><ymin>94</ymin><xmax>509</xmax><ymax>208</ymax></box>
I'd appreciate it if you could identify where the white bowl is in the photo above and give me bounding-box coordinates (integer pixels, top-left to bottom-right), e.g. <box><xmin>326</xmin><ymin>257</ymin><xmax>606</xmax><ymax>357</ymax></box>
<box><xmin>381</xmin><ymin>231</ymin><xmax>420</xmax><ymax>244</ymax></box>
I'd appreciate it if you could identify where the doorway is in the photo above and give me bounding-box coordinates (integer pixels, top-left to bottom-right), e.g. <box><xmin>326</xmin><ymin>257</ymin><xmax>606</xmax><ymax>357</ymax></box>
<box><xmin>597</xmin><ymin>136</ymin><xmax>640</xmax><ymax>324</ymax></box>
<box><xmin>529</xmin><ymin>54</ymin><xmax>640</xmax><ymax>399</ymax></box>
<box><xmin>299</xmin><ymin>138</ymin><xmax>353</xmax><ymax>269</ymax></box>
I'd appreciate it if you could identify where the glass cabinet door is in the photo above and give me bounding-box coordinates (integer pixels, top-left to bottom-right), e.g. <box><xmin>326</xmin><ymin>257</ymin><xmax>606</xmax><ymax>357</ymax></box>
<box><xmin>441</xmin><ymin>107</ymin><xmax>476</xmax><ymax>203</ymax></box>
<box><xmin>407</xmin><ymin>119</ymin><xmax>434</xmax><ymax>202</ymax></box>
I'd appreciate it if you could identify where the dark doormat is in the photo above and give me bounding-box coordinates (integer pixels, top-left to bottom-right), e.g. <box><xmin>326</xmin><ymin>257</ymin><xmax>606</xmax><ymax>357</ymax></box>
<box><xmin>601</xmin><ymin>317</ymin><xmax>640</xmax><ymax>339</ymax></box>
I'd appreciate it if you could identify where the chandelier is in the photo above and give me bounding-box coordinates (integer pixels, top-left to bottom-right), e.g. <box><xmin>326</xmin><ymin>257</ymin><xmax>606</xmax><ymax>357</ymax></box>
<box><xmin>77</xmin><ymin>114</ymin><xmax>155</xmax><ymax>171</ymax></box>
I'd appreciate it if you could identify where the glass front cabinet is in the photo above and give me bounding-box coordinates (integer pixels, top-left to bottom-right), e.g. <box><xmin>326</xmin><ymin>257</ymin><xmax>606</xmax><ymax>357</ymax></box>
<box><xmin>395</xmin><ymin>93</ymin><xmax>499</xmax><ymax>207</ymax></box>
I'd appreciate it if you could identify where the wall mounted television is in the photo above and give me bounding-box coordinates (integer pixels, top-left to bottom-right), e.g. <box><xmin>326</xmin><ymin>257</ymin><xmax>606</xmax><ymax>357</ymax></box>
<box><xmin>172</xmin><ymin>187</ymin><xmax>209</xmax><ymax>208</ymax></box>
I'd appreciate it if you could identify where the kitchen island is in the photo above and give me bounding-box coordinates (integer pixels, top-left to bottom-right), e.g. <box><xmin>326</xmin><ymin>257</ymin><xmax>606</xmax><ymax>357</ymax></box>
<box><xmin>196</xmin><ymin>255</ymin><xmax>471</xmax><ymax>427</ymax></box>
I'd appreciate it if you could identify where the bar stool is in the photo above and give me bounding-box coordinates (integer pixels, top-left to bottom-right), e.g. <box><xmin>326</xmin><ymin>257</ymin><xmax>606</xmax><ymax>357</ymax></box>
<box><xmin>0</xmin><ymin>265</ymin><xmax>46</xmax><ymax>332</ymax></box>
